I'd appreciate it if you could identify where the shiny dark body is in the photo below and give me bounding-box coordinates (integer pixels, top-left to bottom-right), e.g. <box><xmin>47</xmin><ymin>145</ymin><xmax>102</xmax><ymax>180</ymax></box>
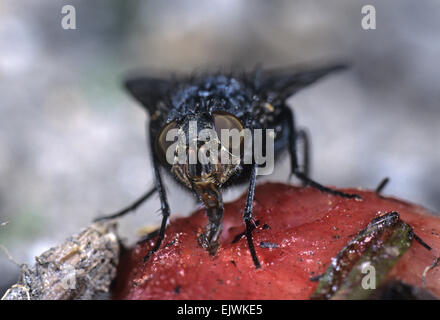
<box><xmin>96</xmin><ymin>64</ymin><xmax>360</xmax><ymax>268</ymax></box>
<box><xmin>149</xmin><ymin>73</ymin><xmax>289</xmax><ymax>188</ymax></box>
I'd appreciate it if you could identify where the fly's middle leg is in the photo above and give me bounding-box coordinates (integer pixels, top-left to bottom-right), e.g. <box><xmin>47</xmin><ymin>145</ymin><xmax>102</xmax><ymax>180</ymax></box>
<box><xmin>284</xmin><ymin>106</ymin><xmax>361</xmax><ymax>199</ymax></box>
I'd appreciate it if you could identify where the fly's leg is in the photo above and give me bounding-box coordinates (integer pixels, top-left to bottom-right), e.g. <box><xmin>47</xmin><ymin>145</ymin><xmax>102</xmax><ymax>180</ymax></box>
<box><xmin>94</xmin><ymin>186</ymin><xmax>157</xmax><ymax>222</ymax></box>
<box><xmin>296</xmin><ymin>128</ymin><xmax>310</xmax><ymax>184</ymax></box>
<box><xmin>375</xmin><ymin>177</ymin><xmax>390</xmax><ymax>195</ymax></box>
<box><xmin>243</xmin><ymin>163</ymin><xmax>261</xmax><ymax>269</ymax></box>
<box><xmin>142</xmin><ymin>128</ymin><xmax>171</xmax><ymax>263</ymax></box>
<box><xmin>410</xmin><ymin>230</ymin><xmax>432</xmax><ymax>251</ymax></box>
<box><xmin>284</xmin><ymin>106</ymin><xmax>361</xmax><ymax>199</ymax></box>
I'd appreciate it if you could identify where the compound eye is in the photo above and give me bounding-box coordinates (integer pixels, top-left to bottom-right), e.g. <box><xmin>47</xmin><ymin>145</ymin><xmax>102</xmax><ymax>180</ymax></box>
<box><xmin>212</xmin><ymin>111</ymin><xmax>243</xmax><ymax>137</ymax></box>
<box><xmin>212</xmin><ymin>111</ymin><xmax>244</xmax><ymax>153</ymax></box>
<box><xmin>155</xmin><ymin>121</ymin><xmax>178</xmax><ymax>165</ymax></box>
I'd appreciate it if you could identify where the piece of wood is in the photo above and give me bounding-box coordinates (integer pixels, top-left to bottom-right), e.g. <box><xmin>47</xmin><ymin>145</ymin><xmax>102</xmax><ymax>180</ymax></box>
<box><xmin>2</xmin><ymin>222</ymin><xmax>119</xmax><ymax>300</ymax></box>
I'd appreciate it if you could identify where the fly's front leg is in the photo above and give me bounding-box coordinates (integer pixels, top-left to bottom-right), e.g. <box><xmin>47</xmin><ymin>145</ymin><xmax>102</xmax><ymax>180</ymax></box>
<box><xmin>375</xmin><ymin>177</ymin><xmax>390</xmax><ymax>195</ymax></box>
<box><xmin>94</xmin><ymin>186</ymin><xmax>157</xmax><ymax>222</ymax></box>
<box><xmin>284</xmin><ymin>106</ymin><xmax>360</xmax><ymax>199</ymax></box>
<box><xmin>143</xmin><ymin>159</ymin><xmax>171</xmax><ymax>263</ymax></box>
<box><xmin>143</xmin><ymin>128</ymin><xmax>171</xmax><ymax>263</ymax></box>
<box><xmin>243</xmin><ymin>163</ymin><xmax>261</xmax><ymax>269</ymax></box>
<box><xmin>296</xmin><ymin>128</ymin><xmax>310</xmax><ymax>183</ymax></box>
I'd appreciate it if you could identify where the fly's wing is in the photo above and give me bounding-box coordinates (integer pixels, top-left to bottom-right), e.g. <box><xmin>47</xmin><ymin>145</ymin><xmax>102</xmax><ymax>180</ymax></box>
<box><xmin>259</xmin><ymin>63</ymin><xmax>348</xmax><ymax>104</ymax></box>
<box><xmin>124</xmin><ymin>76</ymin><xmax>172</xmax><ymax>115</ymax></box>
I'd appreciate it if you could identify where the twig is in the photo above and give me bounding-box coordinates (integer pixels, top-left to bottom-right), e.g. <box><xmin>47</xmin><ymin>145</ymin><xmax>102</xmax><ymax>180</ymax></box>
<box><xmin>1</xmin><ymin>221</ymin><xmax>120</xmax><ymax>300</ymax></box>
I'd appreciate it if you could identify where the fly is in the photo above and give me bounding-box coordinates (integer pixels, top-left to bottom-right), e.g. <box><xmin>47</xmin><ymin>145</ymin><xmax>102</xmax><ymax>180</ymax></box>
<box><xmin>95</xmin><ymin>64</ymin><xmax>361</xmax><ymax>268</ymax></box>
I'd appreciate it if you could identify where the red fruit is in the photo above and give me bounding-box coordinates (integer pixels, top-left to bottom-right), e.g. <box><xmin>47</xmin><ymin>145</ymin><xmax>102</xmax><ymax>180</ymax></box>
<box><xmin>112</xmin><ymin>183</ymin><xmax>440</xmax><ymax>299</ymax></box>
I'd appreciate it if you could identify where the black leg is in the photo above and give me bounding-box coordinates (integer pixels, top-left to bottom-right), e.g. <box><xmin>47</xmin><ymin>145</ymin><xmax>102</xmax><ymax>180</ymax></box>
<box><xmin>143</xmin><ymin>159</ymin><xmax>171</xmax><ymax>263</ymax></box>
<box><xmin>143</xmin><ymin>127</ymin><xmax>171</xmax><ymax>263</ymax></box>
<box><xmin>232</xmin><ymin>220</ymin><xmax>260</xmax><ymax>244</ymax></box>
<box><xmin>410</xmin><ymin>230</ymin><xmax>432</xmax><ymax>251</ymax></box>
<box><xmin>243</xmin><ymin>163</ymin><xmax>261</xmax><ymax>269</ymax></box>
<box><xmin>137</xmin><ymin>229</ymin><xmax>159</xmax><ymax>244</ymax></box>
<box><xmin>375</xmin><ymin>177</ymin><xmax>390</xmax><ymax>195</ymax></box>
<box><xmin>94</xmin><ymin>186</ymin><xmax>157</xmax><ymax>222</ymax></box>
<box><xmin>296</xmin><ymin>128</ymin><xmax>310</xmax><ymax>183</ymax></box>
<box><xmin>284</xmin><ymin>106</ymin><xmax>360</xmax><ymax>199</ymax></box>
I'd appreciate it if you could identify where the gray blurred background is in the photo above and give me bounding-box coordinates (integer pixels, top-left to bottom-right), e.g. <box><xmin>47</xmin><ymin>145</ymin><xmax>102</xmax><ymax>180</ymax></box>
<box><xmin>1</xmin><ymin>0</ymin><xmax>439</xmax><ymax>295</ymax></box>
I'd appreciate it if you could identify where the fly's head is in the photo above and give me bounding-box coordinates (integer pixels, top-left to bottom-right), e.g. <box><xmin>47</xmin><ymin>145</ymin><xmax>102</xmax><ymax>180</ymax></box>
<box><xmin>155</xmin><ymin>111</ymin><xmax>244</xmax><ymax>206</ymax></box>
